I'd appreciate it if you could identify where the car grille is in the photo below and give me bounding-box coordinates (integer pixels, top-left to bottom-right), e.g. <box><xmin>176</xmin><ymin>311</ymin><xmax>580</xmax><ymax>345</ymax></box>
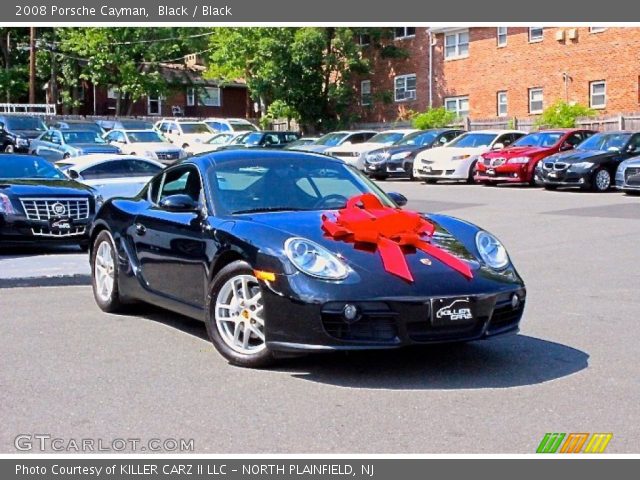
<box><xmin>19</xmin><ymin>198</ymin><xmax>90</xmax><ymax>221</ymax></box>
<box><xmin>31</xmin><ymin>226</ymin><xmax>86</xmax><ymax>237</ymax></box>
<box><xmin>321</xmin><ymin>302</ymin><xmax>399</xmax><ymax>342</ymax></box>
<box><xmin>544</xmin><ymin>162</ymin><xmax>568</xmax><ymax>171</ymax></box>
<box><xmin>156</xmin><ymin>151</ymin><xmax>180</xmax><ymax>161</ymax></box>
<box><xmin>625</xmin><ymin>167</ymin><xmax>640</xmax><ymax>185</ymax></box>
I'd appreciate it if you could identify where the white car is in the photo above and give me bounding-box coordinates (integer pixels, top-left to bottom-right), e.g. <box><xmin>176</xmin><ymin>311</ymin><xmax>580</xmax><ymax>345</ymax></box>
<box><xmin>203</xmin><ymin>118</ymin><xmax>259</xmax><ymax>133</ymax></box>
<box><xmin>103</xmin><ymin>129</ymin><xmax>186</xmax><ymax>164</ymax></box>
<box><xmin>413</xmin><ymin>130</ymin><xmax>526</xmax><ymax>183</ymax></box>
<box><xmin>56</xmin><ymin>154</ymin><xmax>164</xmax><ymax>201</ymax></box>
<box><xmin>185</xmin><ymin>132</ymin><xmax>250</xmax><ymax>155</ymax></box>
<box><xmin>325</xmin><ymin>129</ymin><xmax>418</xmax><ymax>170</ymax></box>
<box><xmin>154</xmin><ymin>120</ymin><xmax>214</xmax><ymax>149</ymax></box>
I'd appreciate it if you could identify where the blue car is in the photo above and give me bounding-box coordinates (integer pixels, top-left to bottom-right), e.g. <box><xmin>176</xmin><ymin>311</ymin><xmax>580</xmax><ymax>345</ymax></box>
<box><xmin>30</xmin><ymin>129</ymin><xmax>121</xmax><ymax>161</ymax></box>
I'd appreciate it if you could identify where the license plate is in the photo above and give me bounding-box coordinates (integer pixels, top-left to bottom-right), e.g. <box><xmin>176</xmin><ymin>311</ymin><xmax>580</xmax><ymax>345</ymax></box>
<box><xmin>487</xmin><ymin>168</ymin><xmax>496</xmax><ymax>176</ymax></box>
<box><xmin>49</xmin><ymin>217</ymin><xmax>72</xmax><ymax>231</ymax></box>
<box><xmin>549</xmin><ymin>172</ymin><xmax>558</xmax><ymax>178</ymax></box>
<box><xmin>431</xmin><ymin>297</ymin><xmax>475</xmax><ymax>326</ymax></box>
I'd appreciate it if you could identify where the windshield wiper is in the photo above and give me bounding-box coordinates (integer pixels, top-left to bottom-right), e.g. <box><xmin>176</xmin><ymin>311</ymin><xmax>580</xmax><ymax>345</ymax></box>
<box><xmin>232</xmin><ymin>207</ymin><xmax>309</xmax><ymax>215</ymax></box>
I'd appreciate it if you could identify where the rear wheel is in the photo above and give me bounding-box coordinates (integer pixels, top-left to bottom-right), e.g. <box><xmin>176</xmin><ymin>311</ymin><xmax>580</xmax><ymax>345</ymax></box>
<box><xmin>592</xmin><ymin>168</ymin><xmax>611</xmax><ymax>192</ymax></box>
<box><xmin>91</xmin><ymin>230</ymin><xmax>124</xmax><ymax>312</ymax></box>
<box><xmin>205</xmin><ymin>260</ymin><xmax>275</xmax><ymax>368</ymax></box>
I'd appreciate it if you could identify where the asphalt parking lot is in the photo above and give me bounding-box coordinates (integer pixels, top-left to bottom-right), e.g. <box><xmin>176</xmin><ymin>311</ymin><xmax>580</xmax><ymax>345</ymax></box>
<box><xmin>1</xmin><ymin>181</ymin><xmax>639</xmax><ymax>453</ymax></box>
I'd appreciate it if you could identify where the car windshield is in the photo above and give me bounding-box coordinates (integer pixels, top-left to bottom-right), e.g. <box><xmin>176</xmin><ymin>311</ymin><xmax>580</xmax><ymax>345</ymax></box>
<box><xmin>120</xmin><ymin>121</ymin><xmax>154</xmax><ymax>129</ymax></box>
<box><xmin>127</xmin><ymin>131</ymin><xmax>166</xmax><ymax>143</ymax></box>
<box><xmin>62</xmin><ymin>131</ymin><xmax>106</xmax><ymax>144</ymax></box>
<box><xmin>207</xmin><ymin>133</ymin><xmax>233</xmax><ymax>145</ymax></box>
<box><xmin>396</xmin><ymin>131</ymin><xmax>439</xmax><ymax>146</ymax></box>
<box><xmin>577</xmin><ymin>133</ymin><xmax>632</xmax><ymax>151</ymax></box>
<box><xmin>315</xmin><ymin>132</ymin><xmax>349</xmax><ymax>146</ymax></box>
<box><xmin>243</xmin><ymin>132</ymin><xmax>267</xmax><ymax>145</ymax></box>
<box><xmin>368</xmin><ymin>132</ymin><xmax>407</xmax><ymax>144</ymax></box>
<box><xmin>513</xmin><ymin>132</ymin><xmax>563</xmax><ymax>147</ymax></box>
<box><xmin>64</xmin><ymin>123</ymin><xmax>103</xmax><ymax>133</ymax></box>
<box><xmin>0</xmin><ymin>156</ymin><xmax>66</xmax><ymax>180</ymax></box>
<box><xmin>228</xmin><ymin>121</ymin><xmax>258</xmax><ymax>131</ymax></box>
<box><xmin>180</xmin><ymin>123</ymin><xmax>211</xmax><ymax>134</ymax></box>
<box><xmin>208</xmin><ymin>156</ymin><xmax>396</xmax><ymax>215</ymax></box>
<box><xmin>447</xmin><ymin>133</ymin><xmax>497</xmax><ymax>148</ymax></box>
<box><xmin>5</xmin><ymin>117</ymin><xmax>47</xmax><ymax>131</ymax></box>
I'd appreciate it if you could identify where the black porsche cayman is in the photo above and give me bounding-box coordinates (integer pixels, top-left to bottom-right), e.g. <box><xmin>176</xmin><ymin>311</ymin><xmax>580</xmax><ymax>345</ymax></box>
<box><xmin>90</xmin><ymin>150</ymin><xmax>526</xmax><ymax>367</ymax></box>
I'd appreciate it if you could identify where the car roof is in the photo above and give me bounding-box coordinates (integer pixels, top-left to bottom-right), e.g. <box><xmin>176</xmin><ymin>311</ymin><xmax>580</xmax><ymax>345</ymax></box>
<box><xmin>57</xmin><ymin>154</ymin><xmax>163</xmax><ymax>170</ymax></box>
<box><xmin>375</xmin><ymin>129</ymin><xmax>418</xmax><ymax>134</ymax></box>
<box><xmin>187</xmin><ymin>147</ymin><xmax>342</xmax><ymax>167</ymax></box>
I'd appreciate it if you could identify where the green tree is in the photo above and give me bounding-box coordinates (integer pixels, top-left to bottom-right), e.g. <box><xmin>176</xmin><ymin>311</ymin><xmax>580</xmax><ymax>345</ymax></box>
<box><xmin>412</xmin><ymin>107</ymin><xmax>457</xmax><ymax>129</ymax></box>
<box><xmin>535</xmin><ymin>101</ymin><xmax>596</xmax><ymax>128</ymax></box>
<box><xmin>0</xmin><ymin>28</ymin><xmax>30</xmax><ymax>103</ymax></box>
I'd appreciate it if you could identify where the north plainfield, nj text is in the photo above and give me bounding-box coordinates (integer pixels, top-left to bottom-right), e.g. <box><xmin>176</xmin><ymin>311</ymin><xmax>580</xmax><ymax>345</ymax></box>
<box><xmin>19</xmin><ymin>5</ymin><xmax>233</xmax><ymax>18</ymax></box>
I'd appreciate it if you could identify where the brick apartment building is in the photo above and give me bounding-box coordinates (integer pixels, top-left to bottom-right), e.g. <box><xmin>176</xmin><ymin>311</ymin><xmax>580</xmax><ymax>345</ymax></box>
<box><xmin>355</xmin><ymin>27</ymin><xmax>640</xmax><ymax>123</ymax></box>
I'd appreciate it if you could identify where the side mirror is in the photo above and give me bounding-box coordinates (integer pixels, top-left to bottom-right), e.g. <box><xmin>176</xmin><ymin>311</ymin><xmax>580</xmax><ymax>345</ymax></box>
<box><xmin>159</xmin><ymin>194</ymin><xmax>199</xmax><ymax>212</ymax></box>
<box><xmin>492</xmin><ymin>142</ymin><xmax>505</xmax><ymax>150</ymax></box>
<box><xmin>559</xmin><ymin>142</ymin><xmax>574</xmax><ymax>151</ymax></box>
<box><xmin>387</xmin><ymin>192</ymin><xmax>408</xmax><ymax>207</ymax></box>
<box><xmin>67</xmin><ymin>169</ymin><xmax>80</xmax><ymax>180</ymax></box>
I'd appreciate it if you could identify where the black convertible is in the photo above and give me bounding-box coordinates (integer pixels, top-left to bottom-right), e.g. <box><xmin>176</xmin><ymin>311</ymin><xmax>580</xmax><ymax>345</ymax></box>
<box><xmin>90</xmin><ymin>150</ymin><xmax>526</xmax><ymax>367</ymax></box>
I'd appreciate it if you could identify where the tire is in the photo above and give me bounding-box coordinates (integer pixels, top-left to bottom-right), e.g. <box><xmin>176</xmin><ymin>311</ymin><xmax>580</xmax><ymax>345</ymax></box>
<box><xmin>544</xmin><ymin>185</ymin><xmax>558</xmax><ymax>191</ymax></box>
<box><xmin>91</xmin><ymin>230</ymin><xmax>124</xmax><ymax>313</ymax></box>
<box><xmin>373</xmin><ymin>175</ymin><xmax>386</xmax><ymax>181</ymax></box>
<box><xmin>592</xmin><ymin>168</ymin><xmax>611</xmax><ymax>192</ymax></box>
<box><xmin>4</xmin><ymin>144</ymin><xmax>14</xmax><ymax>153</ymax></box>
<box><xmin>205</xmin><ymin>260</ymin><xmax>276</xmax><ymax>368</ymax></box>
<box><xmin>425</xmin><ymin>179</ymin><xmax>438</xmax><ymax>184</ymax></box>
<box><xmin>466</xmin><ymin>160</ymin><xmax>477</xmax><ymax>184</ymax></box>
<box><xmin>182</xmin><ymin>143</ymin><xmax>189</xmax><ymax>149</ymax></box>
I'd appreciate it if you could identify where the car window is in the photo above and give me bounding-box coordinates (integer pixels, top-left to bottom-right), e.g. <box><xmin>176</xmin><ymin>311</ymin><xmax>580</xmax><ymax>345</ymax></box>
<box><xmin>565</xmin><ymin>133</ymin><xmax>583</xmax><ymax>147</ymax></box>
<box><xmin>159</xmin><ymin>166</ymin><xmax>202</xmax><ymax>203</ymax></box>
<box><xmin>51</xmin><ymin>132</ymin><xmax>62</xmax><ymax>144</ymax></box>
<box><xmin>41</xmin><ymin>132</ymin><xmax>53</xmax><ymax>143</ymax></box>
<box><xmin>628</xmin><ymin>134</ymin><xmax>640</xmax><ymax>153</ymax></box>
<box><xmin>179</xmin><ymin>123</ymin><xmax>210</xmax><ymax>134</ymax></box>
<box><xmin>62</xmin><ymin>131</ymin><xmax>105</xmax><ymax>144</ymax></box>
<box><xmin>81</xmin><ymin>161</ymin><xmax>123</xmax><ymax>180</ymax></box>
<box><xmin>496</xmin><ymin>134</ymin><xmax>514</xmax><ymax>147</ymax></box>
<box><xmin>283</xmin><ymin>133</ymin><xmax>299</xmax><ymax>142</ymax></box>
<box><xmin>448</xmin><ymin>133</ymin><xmax>496</xmax><ymax>148</ymax></box>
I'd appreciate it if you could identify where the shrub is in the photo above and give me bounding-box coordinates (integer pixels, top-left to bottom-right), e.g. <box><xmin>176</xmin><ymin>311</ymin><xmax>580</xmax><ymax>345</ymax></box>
<box><xmin>412</xmin><ymin>107</ymin><xmax>457</xmax><ymax>129</ymax></box>
<box><xmin>535</xmin><ymin>101</ymin><xmax>596</xmax><ymax>128</ymax></box>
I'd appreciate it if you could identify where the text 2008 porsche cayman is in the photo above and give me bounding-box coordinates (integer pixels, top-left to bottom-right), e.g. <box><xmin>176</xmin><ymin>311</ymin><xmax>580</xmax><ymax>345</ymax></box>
<box><xmin>90</xmin><ymin>150</ymin><xmax>526</xmax><ymax>368</ymax></box>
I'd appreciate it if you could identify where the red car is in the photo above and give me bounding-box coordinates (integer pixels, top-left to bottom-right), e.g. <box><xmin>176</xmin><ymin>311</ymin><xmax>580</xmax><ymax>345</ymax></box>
<box><xmin>475</xmin><ymin>129</ymin><xmax>595</xmax><ymax>185</ymax></box>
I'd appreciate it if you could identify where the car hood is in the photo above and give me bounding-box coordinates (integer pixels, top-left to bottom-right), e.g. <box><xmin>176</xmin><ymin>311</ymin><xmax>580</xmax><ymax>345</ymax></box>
<box><xmin>483</xmin><ymin>145</ymin><xmax>550</xmax><ymax>158</ymax></box>
<box><xmin>12</xmin><ymin>129</ymin><xmax>44</xmax><ymax>139</ymax></box>
<box><xmin>546</xmin><ymin>149</ymin><xmax>616</xmax><ymax>163</ymax></box>
<box><xmin>418</xmin><ymin>146</ymin><xmax>487</xmax><ymax>161</ymax></box>
<box><xmin>72</xmin><ymin>143</ymin><xmax>121</xmax><ymax>153</ymax></box>
<box><xmin>227</xmin><ymin>210</ymin><xmax>522</xmax><ymax>296</ymax></box>
<box><xmin>179</xmin><ymin>134</ymin><xmax>212</xmax><ymax>143</ymax></box>
<box><xmin>296</xmin><ymin>144</ymin><xmax>331</xmax><ymax>153</ymax></box>
<box><xmin>0</xmin><ymin>178</ymin><xmax>95</xmax><ymax>196</ymax></box>
<box><xmin>130</xmin><ymin>142</ymin><xmax>179</xmax><ymax>152</ymax></box>
<box><xmin>327</xmin><ymin>142</ymin><xmax>388</xmax><ymax>154</ymax></box>
<box><xmin>368</xmin><ymin>144</ymin><xmax>425</xmax><ymax>156</ymax></box>
<box><xmin>620</xmin><ymin>156</ymin><xmax>640</xmax><ymax>168</ymax></box>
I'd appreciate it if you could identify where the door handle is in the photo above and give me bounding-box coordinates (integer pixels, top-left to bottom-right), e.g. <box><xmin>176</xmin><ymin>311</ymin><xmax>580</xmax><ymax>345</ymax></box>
<box><xmin>135</xmin><ymin>223</ymin><xmax>147</xmax><ymax>236</ymax></box>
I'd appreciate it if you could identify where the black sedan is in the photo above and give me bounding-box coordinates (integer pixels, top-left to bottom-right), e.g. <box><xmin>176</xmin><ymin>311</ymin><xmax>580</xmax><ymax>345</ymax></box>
<box><xmin>364</xmin><ymin>129</ymin><xmax>464</xmax><ymax>180</ymax></box>
<box><xmin>0</xmin><ymin>154</ymin><xmax>96</xmax><ymax>249</ymax></box>
<box><xmin>537</xmin><ymin>131</ymin><xmax>640</xmax><ymax>192</ymax></box>
<box><xmin>90</xmin><ymin>150</ymin><xmax>526</xmax><ymax>368</ymax></box>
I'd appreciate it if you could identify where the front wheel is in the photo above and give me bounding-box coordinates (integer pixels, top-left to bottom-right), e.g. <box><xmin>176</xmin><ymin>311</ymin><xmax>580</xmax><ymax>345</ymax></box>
<box><xmin>592</xmin><ymin>168</ymin><xmax>611</xmax><ymax>192</ymax></box>
<box><xmin>205</xmin><ymin>260</ymin><xmax>275</xmax><ymax>368</ymax></box>
<box><xmin>91</xmin><ymin>230</ymin><xmax>124</xmax><ymax>312</ymax></box>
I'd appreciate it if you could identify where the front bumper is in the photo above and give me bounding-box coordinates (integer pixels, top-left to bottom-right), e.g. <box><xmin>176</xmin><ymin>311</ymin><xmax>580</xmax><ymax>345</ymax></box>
<box><xmin>413</xmin><ymin>162</ymin><xmax>469</xmax><ymax>180</ymax></box>
<box><xmin>0</xmin><ymin>215</ymin><xmax>91</xmax><ymax>245</ymax></box>
<box><xmin>616</xmin><ymin>168</ymin><xmax>640</xmax><ymax>191</ymax></box>
<box><xmin>364</xmin><ymin>160</ymin><xmax>412</xmax><ymax>178</ymax></box>
<box><xmin>538</xmin><ymin>168</ymin><xmax>592</xmax><ymax>187</ymax></box>
<box><xmin>475</xmin><ymin>163</ymin><xmax>531</xmax><ymax>183</ymax></box>
<box><xmin>260</xmin><ymin>274</ymin><xmax>526</xmax><ymax>352</ymax></box>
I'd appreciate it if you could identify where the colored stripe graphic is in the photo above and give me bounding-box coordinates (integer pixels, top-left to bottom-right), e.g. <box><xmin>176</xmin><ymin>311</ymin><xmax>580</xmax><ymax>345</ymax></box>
<box><xmin>560</xmin><ymin>433</ymin><xmax>589</xmax><ymax>453</ymax></box>
<box><xmin>536</xmin><ymin>433</ymin><xmax>565</xmax><ymax>453</ymax></box>
<box><xmin>584</xmin><ymin>433</ymin><xmax>613</xmax><ymax>453</ymax></box>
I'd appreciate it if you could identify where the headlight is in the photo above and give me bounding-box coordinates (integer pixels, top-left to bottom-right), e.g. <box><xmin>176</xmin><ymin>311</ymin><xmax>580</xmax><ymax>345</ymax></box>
<box><xmin>0</xmin><ymin>193</ymin><xmax>16</xmax><ymax>214</ymax></box>
<box><xmin>16</xmin><ymin>137</ymin><xmax>29</xmax><ymax>147</ymax></box>
<box><xmin>391</xmin><ymin>151</ymin><xmax>412</xmax><ymax>160</ymax></box>
<box><xmin>284</xmin><ymin>237</ymin><xmax>349</xmax><ymax>280</ymax></box>
<box><xmin>508</xmin><ymin>156</ymin><xmax>531</xmax><ymax>164</ymax></box>
<box><xmin>451</xmin><ymin>154</ymin><xmax>471</xmax><ymax>161</ymax></box>
<box><xmin>475</xmin><ymin>231</ymin><xmax>509</xmax><ymax>270</ymax></box>
<box><xmin>572</xmin><ymin>161</ymin><xmax>594</xmax><ymax>169</ymax></box>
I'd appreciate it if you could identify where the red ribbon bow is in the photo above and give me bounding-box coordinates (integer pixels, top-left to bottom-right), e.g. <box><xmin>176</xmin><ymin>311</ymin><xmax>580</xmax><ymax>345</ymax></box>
<box><xmin>321</xmin><ymin>193</ymin><xmax>473</xmax><ymax>282</ymax></box>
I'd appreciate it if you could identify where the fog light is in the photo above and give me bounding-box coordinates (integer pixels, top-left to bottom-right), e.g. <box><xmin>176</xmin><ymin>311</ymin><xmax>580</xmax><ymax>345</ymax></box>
<box><xmin>511</xmin><ymin>294</ymin><xmax>520</xmax><ymax>309</ymax></box>
<box><xmin>343</xmin><ymin>304</ymin><xmax>359</xmax><ymax>322</ymax></box>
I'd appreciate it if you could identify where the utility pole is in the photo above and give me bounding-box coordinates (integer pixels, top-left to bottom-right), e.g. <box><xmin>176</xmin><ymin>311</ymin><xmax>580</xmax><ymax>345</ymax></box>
<box><xmin>5</xmin><ymin>30</ymin><xmax>10</xmax><ymax>103</ymax></box>
<box><xmin>29</xmin><ymin>27</ymin><xmax>36</xmax><ymax>104</ymax></box>
<box><xmin>50</xmin><ymin>29</ymin><xmax>58</xmax><ymax>107</ymax></box>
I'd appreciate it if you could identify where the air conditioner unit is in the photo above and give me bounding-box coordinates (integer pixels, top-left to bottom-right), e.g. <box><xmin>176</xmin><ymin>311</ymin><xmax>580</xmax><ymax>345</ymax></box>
<box><xmin>567</xmin><ymin>28</ymin><xmax>578</xmax><ymax>40</ymax></box>
<box><xmin>555</xmin><ymin>30</ymin><xmax>565</xmax><ymax>41</ymax></box>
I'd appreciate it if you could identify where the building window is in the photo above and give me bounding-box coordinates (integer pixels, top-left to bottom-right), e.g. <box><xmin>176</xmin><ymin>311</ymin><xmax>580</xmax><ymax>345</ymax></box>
<box><xmin>199</xmin><ymin>87</ymin><xmax>221</xmax><ymax>107</ymax></box>
<box><xmin>444</xmin><ymin>29</ymin><xmax>469</xmax><ymax>59</ymax></box>
<box><xmin>590</xmin><ymin>81</ymin><xmax>606</xmax><ymax>109</ymax></box>
<box><xmin>394</xmin><ymin>74</ymin><xmax>416</xmax><ymax>102</ymax></box>
<box><xmin>529</xmin><ymin>27</ymin><xmax>544</xmax><ymax>42</ymax></box>
<box><xmin>589</xmin><ymin>27</ymin><xmax>607</xmax><ymax>33</ymax></box>
<box><xmin>358</xmin><ymin>34</ymin><xmax>370</xmax><ymax>46</ymax></box>
<box><xmin>444</xmin><ymin>96</ymin><xmax>469</xmax><ymax>118</ymax></box>
<box><xmin>529</xmin><ymin>88</ymin><xmax>544</xmax><ymax>114</ymax></box>
<box><xmin>147</xmin><ymin>94</ymin><xmax>162</xmax><ymax>116</ymax></box>
<box><xmin>107</xmin><ymin>87</ymin><xmax>118</xmax><ymax>99</ymax></box>
<box><xmin>393</xmin><ymin>27</ymin><xmax>416</xmax><ymax>40</ymax></box>
<box><xmin>186</xmin><ymin>87</ymin><xmax>195</xmax><ymax>107</ymax></box>
<box><xmin>361</xmin><ymin>80</ymin><xmax>372</xmax><ymax>106</ymax></box>
<box><xmin>497</xmin><ymin>91</ymin><xmax>508</xmax><ymax>117</ymax></box>
<box><xmin>497</xmin><ymin>27</ymin><xmax>507</xmax><ymax>47</ymax></box>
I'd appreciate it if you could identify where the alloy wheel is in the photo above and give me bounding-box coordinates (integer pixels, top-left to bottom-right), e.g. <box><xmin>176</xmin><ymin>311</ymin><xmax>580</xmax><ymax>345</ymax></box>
<box><xmin>94</xmin><ymin>240</ymin><xmax>115</xmax><ymax>302</ymax></box>
<box><xmin>214</xmin><ymin>274</ymin><xmax>266</xmax><ymax>354</ymax></box>
<box><xmin>594</xmin><ymin>169</ymin><xmax>611</xmax><ymax>192</ymax></box>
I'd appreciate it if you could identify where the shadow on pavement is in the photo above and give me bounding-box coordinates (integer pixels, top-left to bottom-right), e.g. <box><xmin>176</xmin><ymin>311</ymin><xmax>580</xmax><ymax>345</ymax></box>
<box><xmin>128</xmin><ymin>305</ymin><xmax>589</xmax><ymax>390</ymax></box>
